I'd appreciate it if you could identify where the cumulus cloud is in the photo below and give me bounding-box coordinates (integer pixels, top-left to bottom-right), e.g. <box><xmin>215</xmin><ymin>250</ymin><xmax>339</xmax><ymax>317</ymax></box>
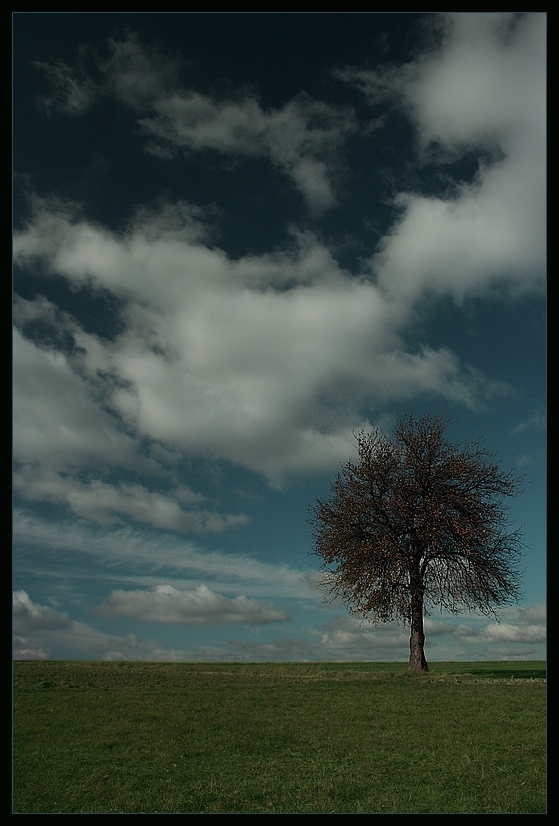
<box><xmin>13</xmin><ymin>589</ymin><xmax>71</xmax><ymax>630</ymax></box>
<box><xmin>13</xmin><ymin>467</ymin><xmax>248</xmax><ymax>533</ymax></box>
<box><xmin>14</xmin><ymin>16</ymin><xmax>545</xmax><ymax>665</ymax></box>
<box><xmin>340</xmin><ymin>12</ymin><xmax>546</xmax><ymax>304</ymax></box>
<box><xmin>12</xmin><ymin>587</ymin><xmax>546</xmax><ymax>664</ymax></box>
<box><xmin>454</xmin><ymin>601</ymin><xmax>546</xmax><ymax>647</ymax></box>
<box><xmin>14</xmin><ymin>14</ymin><xmax>543</xmax><ymax>510</ymax></box>
<box><xmin>13</xmin><ymin>200</ymin><xmax>508</xmax><ymax>488</ymax></box>
<box><xmin>12</xmin><ymin>318</ymin><xmax>249</xmax><ymax>532</ymax></box>
<box><xmin>12</xmin><ymin>589</ymin><xmax>181</xmax><ymax>661</ymax></box>
<box><xmin>13</xmin><ymin>585</ymin><xmax>291</xmax><ymax>662</ymax></box>
<box><xmin>456</xmin><ymin>621</ymin><xmax>546</xmax><ymax>645</ymax></box>
<box><xmin>315</xmin><ymin>602</ymin><xmax>546</xmax><ymax>661</ymax></box>
<box><xmin>12</xmin><ymin>325</ymin><xmax>140</xmax><ymax>473</ymax></box>
<box><xmin>97</xmin><ymin>583</ymin><xmax>291</xmax><ymax>625</ymax></box>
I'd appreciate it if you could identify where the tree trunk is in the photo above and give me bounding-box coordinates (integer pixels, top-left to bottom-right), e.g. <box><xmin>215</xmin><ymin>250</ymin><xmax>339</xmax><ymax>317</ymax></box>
<box><xmin>409</xmin><ymin>584</ymin><xmax>428</xmax><ymax>673</ymax></box>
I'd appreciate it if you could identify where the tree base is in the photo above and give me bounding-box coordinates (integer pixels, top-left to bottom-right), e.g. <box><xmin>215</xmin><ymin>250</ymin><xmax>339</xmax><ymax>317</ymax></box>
<box><xmin>408</xmin><ymin>659</ymin><xmax>429</xmax><ymax>673</ymax></box>
<box><xmin>409</xmin><ymin>628</ymin><xmax>428</xmax><ymax>673</ymax></box>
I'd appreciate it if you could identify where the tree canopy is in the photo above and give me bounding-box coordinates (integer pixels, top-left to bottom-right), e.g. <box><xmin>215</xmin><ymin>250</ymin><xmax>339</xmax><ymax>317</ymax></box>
<box><xmin>310</xmin><ymin>412</ymin><xmax>524</xmax><ymax>672</ymax></box>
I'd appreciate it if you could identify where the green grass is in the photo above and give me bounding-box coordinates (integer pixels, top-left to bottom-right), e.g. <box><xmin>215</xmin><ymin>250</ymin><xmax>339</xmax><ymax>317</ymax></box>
<box><xmin>12</xmin><ymin>660</ymin><xmax>546</xmax><ymax>813</ymax></box>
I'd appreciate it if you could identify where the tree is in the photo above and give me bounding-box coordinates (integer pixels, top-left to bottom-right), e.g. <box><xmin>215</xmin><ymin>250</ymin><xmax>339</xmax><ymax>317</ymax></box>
<box><xmin>310</xmin><ymin>412</ymin><xmax>524</xmax><ymax>672</ymax></box>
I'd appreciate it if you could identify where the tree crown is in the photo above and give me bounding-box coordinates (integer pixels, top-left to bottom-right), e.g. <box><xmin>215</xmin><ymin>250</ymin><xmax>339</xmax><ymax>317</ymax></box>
<box><xmin>311</xmin><ymin>412</ymin><xmax>524</xmax><ymax>623</ymax></box>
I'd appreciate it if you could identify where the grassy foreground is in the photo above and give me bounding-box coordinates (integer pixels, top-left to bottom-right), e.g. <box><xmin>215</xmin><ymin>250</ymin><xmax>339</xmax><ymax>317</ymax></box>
<box><xmin>13</xmin><ymin>660</ymin><xmax>546</xmax><ymax>814</ymax></box>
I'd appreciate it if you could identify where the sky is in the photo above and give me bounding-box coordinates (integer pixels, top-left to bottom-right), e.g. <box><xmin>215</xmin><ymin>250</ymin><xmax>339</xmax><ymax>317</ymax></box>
<box><xmin>12</xmin><ymin>12</ymin><xmax>546</xmax><ymax>663</ymax></box>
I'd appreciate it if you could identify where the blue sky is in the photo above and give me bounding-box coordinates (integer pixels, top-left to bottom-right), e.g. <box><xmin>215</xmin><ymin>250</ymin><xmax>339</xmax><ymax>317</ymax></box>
<box><xmin>13</xmin><ymin>12</ymin><xmax>546</xmax><ymax>663</ymax></box>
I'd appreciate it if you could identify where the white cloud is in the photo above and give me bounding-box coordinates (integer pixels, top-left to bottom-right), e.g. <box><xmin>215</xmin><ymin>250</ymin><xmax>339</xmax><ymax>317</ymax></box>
<box><xmin>373</xmin><ymin>151</ymin><xmax>545</xmax><ymax>304</ymax></box>
<box><xmin>34</xmin><ymin>31</ymin><xmax>180</xmax><ymax>114</ymax></box>
<box><xmin>12</xmin><ymin>587</ymin><xmax>546</xmax><ymax>664</ymax></box>
<box><xmin>12</xmin><ymin>326</ymin><xmax>141</xmax><ymax>473</ymax></box>
<box><xmin>511</xmin><ymin>411</ymin><xmax>547</xmax><ymax>434</ymax></box>
<box><xmin>13</xmin><ymin>202</ymin><xmax>507</xmax><ymax>486</ymax></box>
<box><xmin>453</xmin><ymin>602</ymin><xmax>546</xmax><ymax>646</ymax></box>
<box><xmin>13</xmin><ymin>17</ymin><xmax>546</xmax><ymax>665</ymax></box>
<box><xmin>12</xmin><ymin>468</ymin><xmax>248</xmax><ymax>533</ymax></box>
<box><xmin>12</xmin><ymin>294</ymin><xmax>249</xmax><ymax>531</ymax></box>
<box><xmin>13</xmin><ymin>589</ymin><xmax>71</xmax><ymax>630</ymax></box>
<box><xmin>138</xmin><ymin>92</ymin><xmax>353</xmax><ymax>215</ymax></box>
<box><xmin>34</xmin><ymin>34</ymin><xmax>353</xmax><ymax>215</ymax></box>
<box><xmin>341</xmin><ymin>13</ymin><xmax>546</xmax><ymax>304</ymax></box>
<box><xmin>315</xmin><ymin>602</ymin><xmax>546</xmax><ymax>661</ymax></box>
<box><xmin>456</xmin><ymin>621</ymin><xmax>546</xmax><ymax>645</ymax></box>
<box><xmin>14</xmin><ymin>15</ymin><xmax>543</xmax><ymax>490</ymax></box>
<box><xmin>12</xmin><ymin>589</ymin><xmax>178</xmax><ymax>661</ymax></box>
<box><xmin>408</xmin><ymin>13</ymin><xmax>545</xmax><ymax>154</ymax></box>
<box><xmin>518</xmin><ymin>602</ymin><xmax>546</xmax><ymax>625</ymax></box>
<box><xmin>13</xmin><ymin>588</ymin><xmax>292</xmax><ymax>662</ymax></box>
<box><xmin>101</xmin><ymin>32</ymin><xmax>180</xmax><ymax>107</ymax></box>
<box><xmin>97</xmin><ymin>583</ymin><xmax>291</xmax><ymax>625</ymax></box>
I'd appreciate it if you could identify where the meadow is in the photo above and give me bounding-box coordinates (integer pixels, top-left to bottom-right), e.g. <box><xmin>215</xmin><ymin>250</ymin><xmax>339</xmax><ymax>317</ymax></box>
<box><xmin>12</xmin><ymin>660</ymin><xmax>546</xmax><ymax>814</ymax></box>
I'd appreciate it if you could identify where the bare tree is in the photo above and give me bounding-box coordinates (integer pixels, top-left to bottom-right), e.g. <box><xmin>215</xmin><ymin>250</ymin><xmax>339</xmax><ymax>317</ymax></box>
<box><xmin>310</xmin><ymin>412</ymin><xmax>524</xmax><ymax>672</ymax></box>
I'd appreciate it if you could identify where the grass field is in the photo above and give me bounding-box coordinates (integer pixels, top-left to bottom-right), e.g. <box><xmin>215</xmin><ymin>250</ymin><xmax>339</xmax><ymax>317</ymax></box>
<box><xmin>12</xmin><ymin>660</ymin><xmax>546</xmax><ymax>814</ymax></box>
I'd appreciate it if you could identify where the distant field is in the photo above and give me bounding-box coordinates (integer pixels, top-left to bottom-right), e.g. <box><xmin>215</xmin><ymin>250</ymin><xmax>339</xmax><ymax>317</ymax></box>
<box><xmin>12</xmin><ymin>660</ymin><xmax>546</xmax><ymax>814</ymax></box>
